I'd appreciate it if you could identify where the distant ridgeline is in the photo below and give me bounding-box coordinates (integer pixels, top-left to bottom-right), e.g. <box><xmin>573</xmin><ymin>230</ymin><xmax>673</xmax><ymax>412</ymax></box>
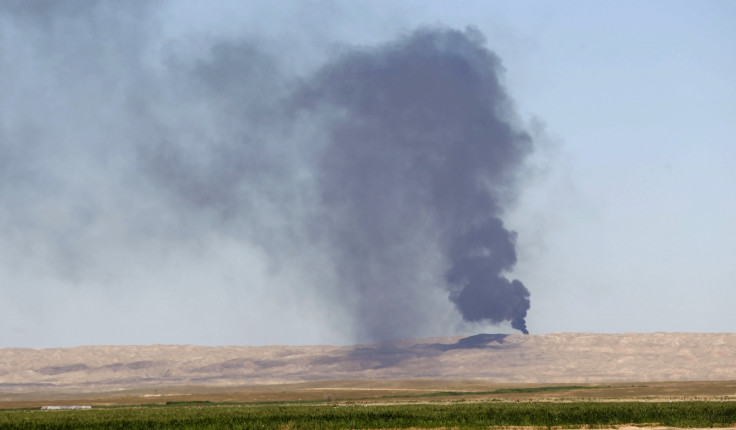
<box><xmin>1</xmin><ymin>333</ymin><xmax>735</xmax><ymax>392</ymax></box>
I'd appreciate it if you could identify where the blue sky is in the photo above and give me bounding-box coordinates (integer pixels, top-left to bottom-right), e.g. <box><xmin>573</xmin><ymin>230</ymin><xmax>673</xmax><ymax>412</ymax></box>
<box><xmin>1</xmin><ymin>1</ymin><xmax>734</xmax><ymax>347</ymax></box>
<box><xmin>487</xmin><ymin>1</ymin><xmax>736</xmax><ymax>333</ymax></box>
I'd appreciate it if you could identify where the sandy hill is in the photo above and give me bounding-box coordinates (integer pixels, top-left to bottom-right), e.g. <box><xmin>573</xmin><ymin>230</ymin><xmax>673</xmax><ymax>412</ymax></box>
<box><xmin>1</xmin><ymin>333</ymin><xmax>735</xmax><ymax>393</ymax></box>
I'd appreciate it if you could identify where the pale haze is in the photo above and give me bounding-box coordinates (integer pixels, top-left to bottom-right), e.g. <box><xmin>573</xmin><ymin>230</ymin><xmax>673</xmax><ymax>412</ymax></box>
<box><xmin>1</xmin><ymin>1</ymin><xmax>734</xmax><ymax>348</ymax></box>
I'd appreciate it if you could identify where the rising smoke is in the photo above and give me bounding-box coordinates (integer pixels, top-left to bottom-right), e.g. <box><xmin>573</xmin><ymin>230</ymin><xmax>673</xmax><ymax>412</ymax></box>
<box><xmin>0</xmin><ymin>2</ymin><xmax>533</xmax><ymax>344</ymax></box>
<box><xmin>296</xmin><ymin>28</ymin><xmax>532</xmax><ymax>338</ymax></box>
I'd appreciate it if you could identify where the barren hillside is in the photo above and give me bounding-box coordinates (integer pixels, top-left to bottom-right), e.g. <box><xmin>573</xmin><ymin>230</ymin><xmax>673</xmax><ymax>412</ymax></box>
<box><xmin>2</xmin><ymin>333</ymin><xmax>735</xmax><ymax>393</ymax></box>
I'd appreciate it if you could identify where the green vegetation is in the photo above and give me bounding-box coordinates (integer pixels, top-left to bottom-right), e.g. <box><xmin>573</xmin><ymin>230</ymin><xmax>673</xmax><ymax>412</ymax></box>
<box><xmin>490</xmin><ymin>385</ymin><xmax>605</xmax><ymax>394</ymax></box>
<box><xmin>378</xmin><ymin>385</ymin><xmax>606</xmax><ymax>399</ymax></box>
<box><xmin>1</xmin><ymin>401</ymin><xmax>735</xmax><ymax>429</ymax></box>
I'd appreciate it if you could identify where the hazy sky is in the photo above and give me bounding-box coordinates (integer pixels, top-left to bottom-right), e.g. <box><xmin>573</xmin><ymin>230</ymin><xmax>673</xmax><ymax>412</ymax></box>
<box><xmin>1</xmin><ymin>1</ymin><xmax>734</xmax><ymax>348</ymax></box>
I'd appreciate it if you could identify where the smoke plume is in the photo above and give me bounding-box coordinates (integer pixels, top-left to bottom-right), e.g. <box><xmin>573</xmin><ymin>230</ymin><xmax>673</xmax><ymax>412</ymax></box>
<box><xmin>0</xmin><ymin>1</ymin><xmax>533</xmax><ymax>345</ymax></box>
<box><xmin>297</xmin><ymin>28</ymin><xmax>532</xmax><ymax>338</ymax></box>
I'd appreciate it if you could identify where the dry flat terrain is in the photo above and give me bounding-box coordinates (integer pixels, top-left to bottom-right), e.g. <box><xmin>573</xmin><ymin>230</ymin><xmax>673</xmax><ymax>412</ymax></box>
<box><xmin>4</xmin><ymin>379</ymin><xmax>736</xmax><ymax>410</ymax></box>
<box><xmin>2</xmin><ymin>332</ymin><xmax>736</xmax><ymax>408</ymax></box>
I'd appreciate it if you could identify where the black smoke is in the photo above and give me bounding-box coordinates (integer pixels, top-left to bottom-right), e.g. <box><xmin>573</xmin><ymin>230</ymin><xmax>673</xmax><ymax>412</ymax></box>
<box><xmin>296</xmin><ymin>28</ymin><xmax>532</xmax><ymax>338</ymax></box>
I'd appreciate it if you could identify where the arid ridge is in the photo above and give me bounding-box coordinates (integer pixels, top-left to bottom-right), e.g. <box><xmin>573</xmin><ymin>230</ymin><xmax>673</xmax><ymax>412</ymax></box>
<box><xmin>2</xmin><ymin>332</ymin><xmax>735</xmax><ymax>394</ymax></box>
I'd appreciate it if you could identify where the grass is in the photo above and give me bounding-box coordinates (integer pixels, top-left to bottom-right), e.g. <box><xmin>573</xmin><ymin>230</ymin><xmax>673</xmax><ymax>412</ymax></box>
<box><xmin>490</xmin><ymin>385</ymin><xmax>605</xmax><ymax>394</ymax></box>
<box><xmin>371</xmin><ymin>385</ymin><xmax>606</xmax><ymax>400</ymax></box>
<box><xmin>2</xmin><ymin>401</ymin><xmax>736</xmax><ymax>429</ymax></box>
<box><xmin>418</xmin><ymin>385</ymin><xmax>604</xmax><ymax>397</ymax></box>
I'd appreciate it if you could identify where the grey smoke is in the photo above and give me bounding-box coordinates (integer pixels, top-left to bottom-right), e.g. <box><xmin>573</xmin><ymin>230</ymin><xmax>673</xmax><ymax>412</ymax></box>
<box><xmin>0</xmin><ymin>2</ymin><xmax>533</xmax><ymax>344</ymax></box>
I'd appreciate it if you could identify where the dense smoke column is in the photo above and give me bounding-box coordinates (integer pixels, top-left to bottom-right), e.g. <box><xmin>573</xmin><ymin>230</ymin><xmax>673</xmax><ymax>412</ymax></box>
<box><xmin>298</xmin><ymin>28</ymin><xmax>533</xmax><ymax>340</ymax></box>
<box><xmin>446</xmin><ymin>218</ymin><xmax>530</xmax><ymax>334</ymax></box>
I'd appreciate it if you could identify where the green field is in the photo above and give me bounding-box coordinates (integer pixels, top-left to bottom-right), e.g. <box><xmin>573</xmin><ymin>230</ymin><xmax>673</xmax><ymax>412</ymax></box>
<box><xmin>2</xmin><ymin>401</ymin><xmax>736</xmax><ymax>429</ymax></box>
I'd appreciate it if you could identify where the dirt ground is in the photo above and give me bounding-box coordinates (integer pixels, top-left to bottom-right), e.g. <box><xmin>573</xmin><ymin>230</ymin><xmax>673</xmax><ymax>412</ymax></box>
<box><xmin>3</xmin><ymin>379</ymin><xmax>736</xmax><ymax>409</ymax></box>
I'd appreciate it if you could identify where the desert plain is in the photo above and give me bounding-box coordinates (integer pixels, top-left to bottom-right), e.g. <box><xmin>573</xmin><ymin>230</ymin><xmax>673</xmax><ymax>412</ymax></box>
<box><xmin>2</xmin><ymin>332</ymin><xmax>736</xmax><ymax>409</ymax></box>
